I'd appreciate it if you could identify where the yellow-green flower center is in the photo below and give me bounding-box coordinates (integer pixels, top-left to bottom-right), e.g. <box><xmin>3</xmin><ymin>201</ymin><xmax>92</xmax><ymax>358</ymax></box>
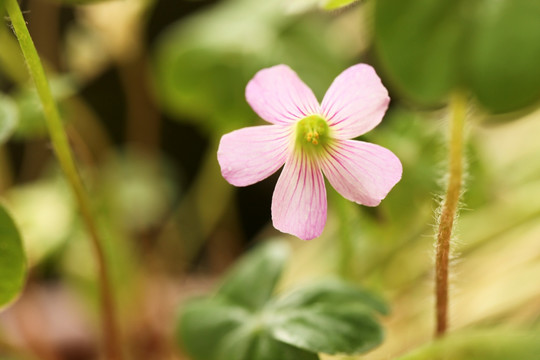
<box><xmin>295</xmin><ymin>115</ymin><xmax>332</xmax><ymax>153</ymax></box>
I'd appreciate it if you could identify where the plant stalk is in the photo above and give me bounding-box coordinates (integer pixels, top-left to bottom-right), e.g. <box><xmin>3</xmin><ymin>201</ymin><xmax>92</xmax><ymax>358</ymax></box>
<box><xmin>330</xmin><ymin>190</ymin><xmax>353</xmax><ymax>279</ymax></box>
<box><xmin>4</xmin><ymin>1</ymin><xmax>123</xmax><ymax>358</ymax></box>
<box><xmin>435</xmin><ymin>91</ymin><xmax>466</xmax><ymax>337</ymax></box>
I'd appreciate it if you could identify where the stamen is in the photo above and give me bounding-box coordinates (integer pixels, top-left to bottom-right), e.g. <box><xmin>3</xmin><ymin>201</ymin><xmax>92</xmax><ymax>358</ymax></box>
<box><xmin>295</xmin><ymin>114</ymin><xmax>332</xmax><ymax>153</ymax></box>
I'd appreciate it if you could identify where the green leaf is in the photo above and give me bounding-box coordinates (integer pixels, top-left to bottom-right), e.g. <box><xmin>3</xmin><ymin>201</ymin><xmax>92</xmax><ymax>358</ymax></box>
<box><xmin>464</xmin><ymin>0</ymin><xmax>540</xmax><ymax>113</ymax></box>
<box><xmin>178</xmin><ymin>298</ymin><xmax>251</xmax><ymax>360</ymax></box>
<box><xmin>268</xmin><ymin>279</ymin><xmax>385</xmax><ymax>355</ymax></box>
<box><xmin>0</xmin><ymin>94</ymin><xmax>18</xmax><ymax>144</ymax></box>
<box><xmin>153</xmin><ymin>0</ymin><xmax>281</xmax><ymax>133</ymax></box>
<box><xmin>178</xmin><ymin>293</ymin><xmax>318</xmax><ymax>360</ymax></box>
<box><xmin>272</xmin><ymin>278</ymin><xmax>389</xmax><ymax>315</ymax></box>
<box><xmin>322</xmin><ymin>0</ymin><xmax>358</xmax><ymax>10</ymax></box>
<box><xmin>152</xmin><ymin>0</ymin><xmax>349</xmax><ymax>134</ymax></box>
<box><xmin>270</xmin><ymin>305</ymin><xmax>383</xmax><ymax>355</ymax></box>
<box><xmin>374</xmin><ymin>0</ymin><xmax>465</xmax><ymax>105</ymax></box>
<box><xmin>396</xmin><ymin>330</ymin><xmax>540</xmax><ymax>360</ymax></box>
<box><xmin>177</xmin><ymin>247</ymin><xmax>386</xmax><ymax>359</ymax></box>
<box><xmin>0</xmin><ymin>203</ymin><xmax>26</xmax><ymax>310</ymax></box>
<box><xmin>218</xmin><ymin>241</ymin><xmax>290</xmax><ymax>310</ymax></box>
<box><xmin>374</xmin><ymin>0</ymin><xmax>540</xmax><ymax>113</ymax></box>
<box><xmin>217</xmin><ymin>325</ymin><xmax>319</xmax><ymax>360</ymax></box>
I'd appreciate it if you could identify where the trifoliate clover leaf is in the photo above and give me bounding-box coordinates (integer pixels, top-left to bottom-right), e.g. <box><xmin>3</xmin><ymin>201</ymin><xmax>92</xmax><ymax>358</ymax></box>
<box><xmin>177</xmin><ymin>241</ymin><xmax>387</xmax><ymax>360</ymax></box>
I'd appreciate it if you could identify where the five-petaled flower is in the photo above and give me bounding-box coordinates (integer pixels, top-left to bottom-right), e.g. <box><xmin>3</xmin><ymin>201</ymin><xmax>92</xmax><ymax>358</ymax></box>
<box><xmin>217</xmin><ymin>64</ymin><xmax>402</xmax><ymax>240</ymax></box>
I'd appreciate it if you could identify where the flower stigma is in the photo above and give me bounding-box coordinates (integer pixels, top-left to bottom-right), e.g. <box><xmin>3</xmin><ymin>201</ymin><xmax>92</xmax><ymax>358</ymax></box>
<box><xmin>295</xmin><ymin>114</ymin><xmax>332</xmax><ymax>153</ymax></box>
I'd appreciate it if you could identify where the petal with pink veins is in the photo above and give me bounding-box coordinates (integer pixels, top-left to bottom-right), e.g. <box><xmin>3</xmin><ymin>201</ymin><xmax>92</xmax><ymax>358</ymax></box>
<box><xmin>321</xmin><ymin>140</ymin><xmax>402</xmax><ymax>207</ymax></box>
<box><xmin>272</xmin><ymin>152</ymin><xmax>327</xmax><ymax>240</ymax></box>
<box><xmin>321</xmin><ymin>64</ymin><xmax>390</xmax><ymax>140</ymax></box>
<box><xmin>246</xmin><ymin>65</ymin><xmax>320</xmax><ymax>125</ymax></box>
<box><xmin>218</xmin><ymin>125</ymin><xmax>291</xmax><ymax>187</ymax></box>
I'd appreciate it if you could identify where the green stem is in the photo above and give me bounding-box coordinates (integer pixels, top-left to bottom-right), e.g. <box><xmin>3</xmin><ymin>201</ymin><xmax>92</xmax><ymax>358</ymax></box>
<box><xmin>435</xmin><ymin>91</ymin><xmax>466</xmax><ymax>338</ymax></box>
<box><xmin>4</xmin><ymin>1</ymin><xmax>123</xmax><ymax>358</ymax></box>
<box><xmin>118</xmin><ymin>52</ymin><xmax>161</xmax><ymax>151</ymax></box>
<box><xmin>0</xmin><ymin>146</ymin><xmax>13</xmax><ymax>193</ymax></box>
<box><xmin>330</xmin><ymin>189</ymin><xmax>353</xmax><ymax>279</ymax></box>
<box><xmin>157</xmin><ymin>138</ymin><xmax>233</xmax><ymax>270</ymax></box>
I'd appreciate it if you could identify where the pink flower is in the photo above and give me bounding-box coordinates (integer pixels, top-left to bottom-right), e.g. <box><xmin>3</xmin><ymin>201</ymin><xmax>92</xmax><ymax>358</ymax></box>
<box><xmin>217</xmin><ymin>64</ymin><xmax>402</xmax><ymax>240</ymax></box>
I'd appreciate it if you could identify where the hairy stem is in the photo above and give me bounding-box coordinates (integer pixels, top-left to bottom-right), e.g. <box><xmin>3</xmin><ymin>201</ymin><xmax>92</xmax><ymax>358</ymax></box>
<box><xmin>5</xmin><ymin>1</ymin><xmax>123</xmax><ymax>358</ymax></box>
<box><xmin>435</xmin><ymin>91</ymin><xmax>466</xmax><ymax>337</ymax></box>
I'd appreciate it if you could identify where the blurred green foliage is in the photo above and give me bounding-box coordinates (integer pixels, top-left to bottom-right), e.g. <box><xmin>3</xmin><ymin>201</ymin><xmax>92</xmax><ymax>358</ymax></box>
<box><xmin>397</xmin><ymin>330</ymin><xmax>540</xmax><ymax>360</ymax></box>
<box><xmin>1</xmin><ymin>0</ymin><xmax>540</xmax><ymax>359</ymax></box>
<box><xmin>0</xmin><ymin>94</ymin><xmax>17</xmax><ymax>144</ymax></box>
<box><xmin>5</xmin><ymin>176</ymin><xmax>74</xmax><ymax>265</ymax></box>
<box><xmin>11</xmin><ymin>77</ymin><xmax>75</xmax><ymax>139</ymax></box>
<box><xmin>153</xmin><ymin>0</ymin><xmax>350</xmax><ymax>134</ymax></box>
<box><xmin>97</xmin><ymin>150</ymin><xmax>178</xmax><ymax>233</ymax></box>
<box><xmin>289</xmin><ymin>0</ymin><xmax>359</xmax><ymax>11</ymax></box>
<box><xmin>0</xmin><ymin>203</ymin><xmax>26</xmax><ymax>310</ymax></box>
<box><xmin>323</xmin><ymin>0</ymin><xmax>359</xmax><ymax>10</ymax></box>
<box><xmin>49</xmin><ymin>0</ymin><xmax>113</xmax><ymax>5</ymax></box>
<box><xmin>375</xmin><ymin>0</ymin><xmax>540</xmax><ymax>113</ymax></box>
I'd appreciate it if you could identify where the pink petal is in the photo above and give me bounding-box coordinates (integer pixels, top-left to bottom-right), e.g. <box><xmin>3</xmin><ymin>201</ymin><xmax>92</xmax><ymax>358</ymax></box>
<box><xmin>321</xmin><ymin>64</ymin><xmax>390</xmax><ymax>140</ymax></box>
<box><xmin>320</xmin><ymin>140</ymin><xmax>402</xmax><ymax>206</ymax></box>
<box><xmin>217</xmin><ymin>125</ymin><xmax>291</xmax><ymax>187</ymax></box>
<box><xmin>271</xmin><ymin>152</ymin><xmax>327</xmax><ymax>240</ymax></box>
<box><xmin>246</xmin><ymin>65</ymin><xmax>320</xmax><ymax>125</ymax></box>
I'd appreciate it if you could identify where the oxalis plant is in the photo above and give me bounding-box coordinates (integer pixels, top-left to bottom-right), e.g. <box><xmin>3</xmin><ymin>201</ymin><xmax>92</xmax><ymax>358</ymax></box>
<box><xmin>1</xmin><ymin>0</ymin><xmax>540</xmax><ymax>359</ymax></box>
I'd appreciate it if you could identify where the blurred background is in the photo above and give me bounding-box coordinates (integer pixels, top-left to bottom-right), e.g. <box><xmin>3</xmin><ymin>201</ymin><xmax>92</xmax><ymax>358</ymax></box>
<box><xmin>1</xmin><ymin>0</ymin><xmax>540</xmax><ymax>359</ymax></box>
